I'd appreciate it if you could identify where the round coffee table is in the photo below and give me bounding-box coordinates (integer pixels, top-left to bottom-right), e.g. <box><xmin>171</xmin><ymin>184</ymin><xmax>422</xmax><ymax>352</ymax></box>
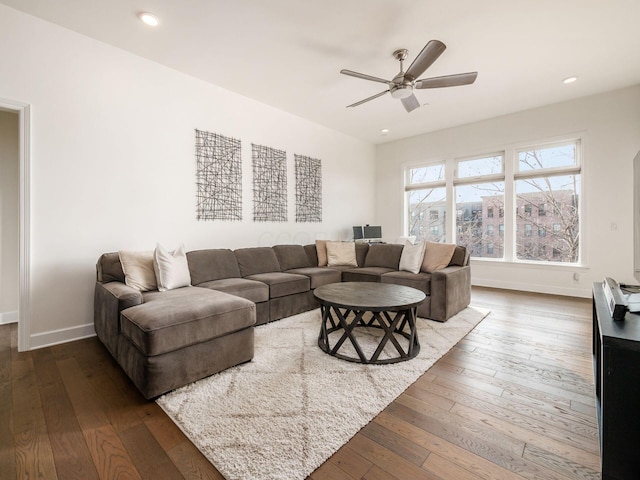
<box><xmin>313</xmin><ymin>282</ymin><xmax>426</xmax><ymax>364</ymax></box>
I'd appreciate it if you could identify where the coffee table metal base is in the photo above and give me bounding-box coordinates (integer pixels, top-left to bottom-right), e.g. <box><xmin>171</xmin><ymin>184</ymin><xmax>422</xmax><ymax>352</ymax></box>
<box><xmin>318</xmin><ymin>305</ymin><xmax>420</xmax><ymax>364</ymax></box>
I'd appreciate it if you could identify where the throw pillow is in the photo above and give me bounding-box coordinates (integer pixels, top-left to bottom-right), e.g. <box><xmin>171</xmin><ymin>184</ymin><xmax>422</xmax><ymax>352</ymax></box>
<box><xmin>399</xmin><ymin>240</ymin><xmax>426</xmax><ymax>274</ymax></box>
<box><xmin>421</xmin><ymin>241</ymin><xmax>456</xmax><ymax>273</ymax></box>
<box><xmin>316</xmin><ymin>240</ymin><xmax>328</xmax><ymax>267</ymax></box>
<box><xmin>326</xmin><ymin>241</ymin><xmax>358</xmax><ymax>267</ymax></box>
<box><xmin>153</xmin><ymin>243</ymin><xmax>192</xmax><ymax>292</ymax></box>
<box><xmin>119</xmin><ymin>250</ymin><xmax>157</xmax><ymax>291</ymax></box>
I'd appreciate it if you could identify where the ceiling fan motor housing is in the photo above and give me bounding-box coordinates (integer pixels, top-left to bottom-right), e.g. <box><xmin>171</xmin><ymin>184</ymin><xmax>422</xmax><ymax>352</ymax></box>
<box><xmin>390</xmin><ymin>85</ymin><xmax>413</xmax><ymax>99</ymax></box>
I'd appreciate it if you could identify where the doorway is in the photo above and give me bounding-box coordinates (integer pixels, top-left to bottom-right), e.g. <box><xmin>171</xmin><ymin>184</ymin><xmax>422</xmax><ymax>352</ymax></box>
<box><xmin>0</xmin><ymin>98</ymin><xmax>30</xmax><ymax>352</ymax></box>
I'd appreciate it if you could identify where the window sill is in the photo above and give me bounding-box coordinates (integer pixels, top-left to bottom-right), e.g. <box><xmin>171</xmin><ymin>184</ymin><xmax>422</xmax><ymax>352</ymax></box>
<box><xmin>469</xmin><ymin>257</ymin><xmax>589</xmax><ymax>271</ymax></box>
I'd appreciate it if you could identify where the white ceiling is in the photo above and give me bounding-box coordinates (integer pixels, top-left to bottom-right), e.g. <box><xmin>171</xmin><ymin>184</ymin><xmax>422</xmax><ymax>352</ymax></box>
<box><xmin>3</xmin><ymin>0</ymin><xmax>640</xmax><ymax>144</ymax></box>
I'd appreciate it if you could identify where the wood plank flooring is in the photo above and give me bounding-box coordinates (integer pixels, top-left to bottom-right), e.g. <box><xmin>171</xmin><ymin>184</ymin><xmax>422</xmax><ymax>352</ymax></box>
<box><xmin>0</xmin><ymin>287</ymin><xmax>599</xmax><ymax>479</ymax></box>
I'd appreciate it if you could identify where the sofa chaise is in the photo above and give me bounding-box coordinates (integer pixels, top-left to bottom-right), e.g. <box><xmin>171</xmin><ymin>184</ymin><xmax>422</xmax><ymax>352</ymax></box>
<box><xmin>94</xmin><ymin>242</ymin><xmax>470</xmax><ymax>399</ymax></box>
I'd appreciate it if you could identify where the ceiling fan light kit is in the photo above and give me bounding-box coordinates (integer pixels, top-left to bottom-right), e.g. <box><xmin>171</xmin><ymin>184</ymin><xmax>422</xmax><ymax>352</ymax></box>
<box><xmin>340</xmin><ymin>39</ymin><xmax>477</xmax><ymax>113</ymax></box>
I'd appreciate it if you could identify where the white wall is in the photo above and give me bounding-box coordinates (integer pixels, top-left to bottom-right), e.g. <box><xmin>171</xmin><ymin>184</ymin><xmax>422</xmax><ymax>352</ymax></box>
<box><xmin>0</xmin><ymin>5</ymin><xmax>375</xmax><ymax>348</ymax></box>
<box><xmin>375</xmin><ymin>86</ymin><xmax>640</xmax><ymax>297</ymax></box>
<box><xmin>0</xmin><ymin>109</ymin><xmax>19</xmax><ymax>323</ymax></box>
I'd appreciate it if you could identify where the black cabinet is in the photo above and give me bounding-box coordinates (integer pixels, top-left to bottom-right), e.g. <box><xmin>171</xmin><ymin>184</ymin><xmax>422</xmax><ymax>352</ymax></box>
<box><xmin>593</xmin><ymin>282</ymin><xmax>640</xmax><ymax>479</ymax></box>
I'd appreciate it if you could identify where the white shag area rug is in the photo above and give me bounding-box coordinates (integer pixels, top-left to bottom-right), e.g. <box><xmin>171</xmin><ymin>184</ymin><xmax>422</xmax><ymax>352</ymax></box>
<box><xmin>157</xmin><ymin>306</ymin><xmax>489</xmax><ymax>480</ymax></box>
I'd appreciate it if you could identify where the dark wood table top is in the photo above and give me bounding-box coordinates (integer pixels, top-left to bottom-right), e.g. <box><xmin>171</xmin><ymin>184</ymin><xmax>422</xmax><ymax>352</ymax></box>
<box><xmin>314</xmin><ymin>282</ymin><xmax>426</xmax><ymax>311</ymax></box>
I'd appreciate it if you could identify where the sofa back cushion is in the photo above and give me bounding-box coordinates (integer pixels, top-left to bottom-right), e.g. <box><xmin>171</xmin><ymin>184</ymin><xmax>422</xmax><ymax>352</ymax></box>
<box><xmin>449</xmin><ymin>245</ymin><xmax>470</xmax><ymax>267</ymax></box>
<box><xmin>355</xmin><ymin>243</ymin><xmax>370</xmax><ymax>267</ymax></box>
<box><xmin>363</xmin><ymin>244</ymin><xmax>404</xmax><ymax>269</ymax></box>
<box><xmin>235</xmin><ymin>247</ymin><xmax>282</xmax><ymax>276</ymax></box>
<box><xmin>273</xmin><ymin>245</ymin><xmax>312</xmax><ymax>270</ymax></box>
<box><xmin>96</xmin><ymin>252</ymin><xmax>125</xmax><ymax>283</ymax></box>
<box><xmin>186</xmin><ymin>249</ymin><xmax>241</xmax><ymax>285</ymax></box>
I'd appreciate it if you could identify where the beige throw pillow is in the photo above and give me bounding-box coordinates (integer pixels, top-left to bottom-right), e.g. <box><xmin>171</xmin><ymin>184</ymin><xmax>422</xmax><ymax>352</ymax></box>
<box><xmin>399</xmin><ymin>240</ymin><xmax>426</xmax><ymax>274</ymax></box>
<box><xmin>153</xmin><ymin>243</ymin><xmax>192</xmax><ymax>291</ymax></box>
<box><xmin>316</xmin><ymin>240</ymin><xmax>328</xmax><ymax>266</ymax></box>
<box><xmin>326</xmin><ymin>241</ymin><xmax>358</xmax><ymax>267</ymax></box>
<box><xmin>119</xmin><ymin>250</ymin><xmax>157</xmax><ymax>291</ymax></box>
<box><xmin>421</xmin><ymin>241</ymin><xmax>456</xmax><ymax>273</ymax></box>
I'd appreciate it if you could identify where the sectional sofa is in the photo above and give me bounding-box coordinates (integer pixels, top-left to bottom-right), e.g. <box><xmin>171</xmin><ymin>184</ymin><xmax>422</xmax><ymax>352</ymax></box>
<box><xmin>94</xmin><ymin>242</ymin><xmax>470</xmax><ymax>399</ymax></box>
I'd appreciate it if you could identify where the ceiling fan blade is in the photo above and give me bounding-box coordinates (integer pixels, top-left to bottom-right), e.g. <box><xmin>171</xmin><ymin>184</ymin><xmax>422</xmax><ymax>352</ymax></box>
<box><xmin>404</xmin><ymin>40</ymin><xmax>446</xmax><ymax>81</ymax></box>
<box><xmin>340</xmin><ymin>69</ymin><xmax>390</xmax><ymax>84</ymax></box>
<box><xmin>346</xmin><ymin>90</ymin><xmax>390</xmax><ymax>108</ymax></box>
<box><xmin>415</xmin><ymin>72</ymin><xmax>478</xmax><ymax>89</ymax></box>
<box><xmin>401</xmin><ymin>94</ymin><xmax>420</xmax><ymax>113</ymax></box>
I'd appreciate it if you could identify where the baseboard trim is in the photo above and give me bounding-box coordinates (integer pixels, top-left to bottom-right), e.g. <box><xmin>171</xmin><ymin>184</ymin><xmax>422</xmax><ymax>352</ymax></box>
<box><xmin>30</xmin><ymin>323</ymin><xmax>96</xmax><ymax>350</ymax></box>
<box><xmin>472</xmin><ymin>278</ymin><xmax>591</xmax><ymax>298</ymax></box>
<box><xmin>0</xmin><ymin>311</ymin><xmax>19</xmax><ymax>325</ymax></box>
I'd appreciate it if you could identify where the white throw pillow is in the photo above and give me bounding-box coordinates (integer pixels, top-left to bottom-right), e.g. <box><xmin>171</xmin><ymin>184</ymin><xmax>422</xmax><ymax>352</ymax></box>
<box><xmin>153</xmin><ymin>243</ymin><xmax>192</xmax><ymax>292</ymax></box>
<box><xmin>399</xmin><ymin>240</ymin><xmax>426</xmax><ymax>274</ymax></box>
<box><xmin>119</xmin><ymin>250</ymin><xmax>157</xmax><ymax>291</ymax></box>
<box><xmin>326</xmin><ymin>241</ymin><xmax>358</xmax><ymax>267</ymax></box>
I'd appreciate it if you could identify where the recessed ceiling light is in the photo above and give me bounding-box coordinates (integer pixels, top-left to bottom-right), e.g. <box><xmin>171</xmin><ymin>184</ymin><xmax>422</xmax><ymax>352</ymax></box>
<box><xmin>563</xmin><ymin>76</ymin><xmax>577</xmax><ymax>84</ymax></box>
<box><xmin>380</xmin><ymin>128</ymin><xmax>389</xmax><ymax>135</ymax></box>
<box><xmin>138</xmin><ymin>12</ymin><xmax>159</xmax><ymax>26</ymax></box>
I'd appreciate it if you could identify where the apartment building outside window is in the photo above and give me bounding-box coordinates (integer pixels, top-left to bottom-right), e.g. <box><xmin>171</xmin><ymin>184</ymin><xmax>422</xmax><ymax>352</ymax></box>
<box><xmin>404</xmin><ymin>138</ymin><xmax>582</xmax><ymax>264</ymax></box>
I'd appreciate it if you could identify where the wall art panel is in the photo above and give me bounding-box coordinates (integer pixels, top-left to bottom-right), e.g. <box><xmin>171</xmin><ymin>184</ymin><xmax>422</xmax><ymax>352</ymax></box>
<box><xmin>195</xmin><ymin>129</ymin><xmax>242</xmax><ymax>221</ymax></box>
<box><xmin>295</xmin><ymin>154</ymin><xmax>322</xmax><ymax>223</ymax></box>
<box><xmin>252</xmin><ymin>144</ymin><xmax>287</xmax><ymax>222</ymax></box>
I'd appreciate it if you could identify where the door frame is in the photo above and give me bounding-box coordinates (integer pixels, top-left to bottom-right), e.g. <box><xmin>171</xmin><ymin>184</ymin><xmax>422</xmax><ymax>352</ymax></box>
<box><xmin>0</xmin><ymin>98</ymin><xmax>31</xmax><ymax>352</ymax></box>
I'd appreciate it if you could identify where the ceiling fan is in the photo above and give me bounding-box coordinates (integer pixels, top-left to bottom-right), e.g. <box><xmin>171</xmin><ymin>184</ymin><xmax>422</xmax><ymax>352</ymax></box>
<box><xmin>340</xmin><ymin>40</ymin><xmax>478</xmax><ymax>113</ymax></box>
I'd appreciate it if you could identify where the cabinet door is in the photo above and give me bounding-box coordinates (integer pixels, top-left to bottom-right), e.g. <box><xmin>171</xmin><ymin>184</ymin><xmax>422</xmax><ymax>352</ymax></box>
<box><xmin>601</xmin><ymin>345</ymin><xmax>640</xmax><ymax>479</ymax></box>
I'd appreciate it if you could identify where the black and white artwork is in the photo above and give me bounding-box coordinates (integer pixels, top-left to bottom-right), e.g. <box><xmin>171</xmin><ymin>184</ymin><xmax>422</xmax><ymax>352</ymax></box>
<box><xmin>195</xmin><ymin>129</ymin><xmax>242</xmax><ymax>221</ymax></box>
<box><xmin>295</xmin><ymin>154</ymin><xmax>322</xmax><ymax>222</ymax></box>
<box><xmin>252</xmin><ymin>143</ymin><xmax>287</xmax><ymax>222</ymax></box>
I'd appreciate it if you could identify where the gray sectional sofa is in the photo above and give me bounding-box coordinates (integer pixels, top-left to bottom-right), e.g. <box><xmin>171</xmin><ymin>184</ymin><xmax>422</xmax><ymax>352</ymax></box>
<box><xmin>94</xmin><ymin>242</ymin><xmax>470</xmax><ymax>399</ymax></box>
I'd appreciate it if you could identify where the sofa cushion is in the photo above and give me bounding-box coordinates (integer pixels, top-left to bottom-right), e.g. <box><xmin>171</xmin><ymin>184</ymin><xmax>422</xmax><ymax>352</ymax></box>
<box><xmin>286</xmin><ymin>267</ymin><xmax>342</xmax><ymax>289</ymax></box>
<box><xmin>364</xmin><ymin>244</ymin><xmax>404</xmax><ymax>269</ymax></box>
<box><xmin>153</xmin><ymin>243</ymin><xmax>191</xmax><ymax>292</ymax></box>
<box><xmin>450</xmin><ymin>245</ymin><xmax>469</xmax><ymax>267</ymax></box>
<box><xmin>273</xmin><ymin>245</ymin><xmax>312</xmax><ymax>270</ymax></box>
<box><xmin>382</xmin><ymin>271</ymin><xmax>432</xmax><ymax>294</ymax></box>
<box><xmin>97</xmin><ymin>252</ymin><xmax>125</xmax><ymax>283</ymax></box>
<box><xmin>235</xmin><ymin>247</ymin><xmax>281</xmax><ymax>276</ymax></box>
<box><xmin>186</xmin><ymin>249</ymin><xmax>241</xmax><ymax>285</ymax></box>
<box><xmin>121</xmin><ymin>287</ymin><xmax>255</xmax><ymax>356</ymax></box>
<box><xmin>197</xmin><ymin>277</ymin><xmax>269</xmax><ymax>303</ymax></box>
<box><xmin>315</xmin><ymin>240</ymin><xmax>328</xmax><ymax>266</ymax></box>
<box><xmin>326</xmin><ymin>241</ymin><xmax>357</xmax><ymax>267</ymax></box>
<box><xmin>422</xmin><ymin>242</ymin><xmax>456</xmax><ymax>273</ymax></box>
<box><xmin>342</xmin><ymin>267</ymin><xmax>395</xmax><ymax>283</ymax></box>
<box><xmin>119</xmin><ymin>250</ymin><xmax>157</xmax><ymax>291</ymax></box>
<box><xmin>245</xmin><ymin>272</ymin><xmax>310</xmax><ymax>298</ymax></box>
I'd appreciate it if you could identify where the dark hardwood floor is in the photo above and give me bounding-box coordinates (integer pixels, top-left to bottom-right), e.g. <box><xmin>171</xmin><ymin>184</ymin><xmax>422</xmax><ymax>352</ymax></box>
<box><xmin>1</xmin><ymin>287</ymin><xmax>599</xmax><ymax>479</ymax></box>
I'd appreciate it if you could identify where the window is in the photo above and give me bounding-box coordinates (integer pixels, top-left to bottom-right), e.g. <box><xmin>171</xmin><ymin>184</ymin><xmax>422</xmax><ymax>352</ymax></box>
<box><xmin>406</xmin><ymin>162</ymin><xmax>446</xmax><ymax>242</ymax></box>
<box><xmin>524</xmin><ymin>224</ymin><xmax>532</xmax><ymax>237</ymax></box>
<box><xmin>539</xmin><ymin>203</ymin><xmax>547</xmax><ymax>216</ymax></box>
<box><xmin>454</xmin><ymin>154</ymin><xmax>505</xmax><ymax>259</ymax></box>
<box><xmin>404</xmin><ymin>139</ymin><xmax>581</xmax><ymax>265</ymax></box>
<box><xmin>515</xmin><ymin>142</ymin><xmax>580</xmax><ymax>263</ymax></box>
